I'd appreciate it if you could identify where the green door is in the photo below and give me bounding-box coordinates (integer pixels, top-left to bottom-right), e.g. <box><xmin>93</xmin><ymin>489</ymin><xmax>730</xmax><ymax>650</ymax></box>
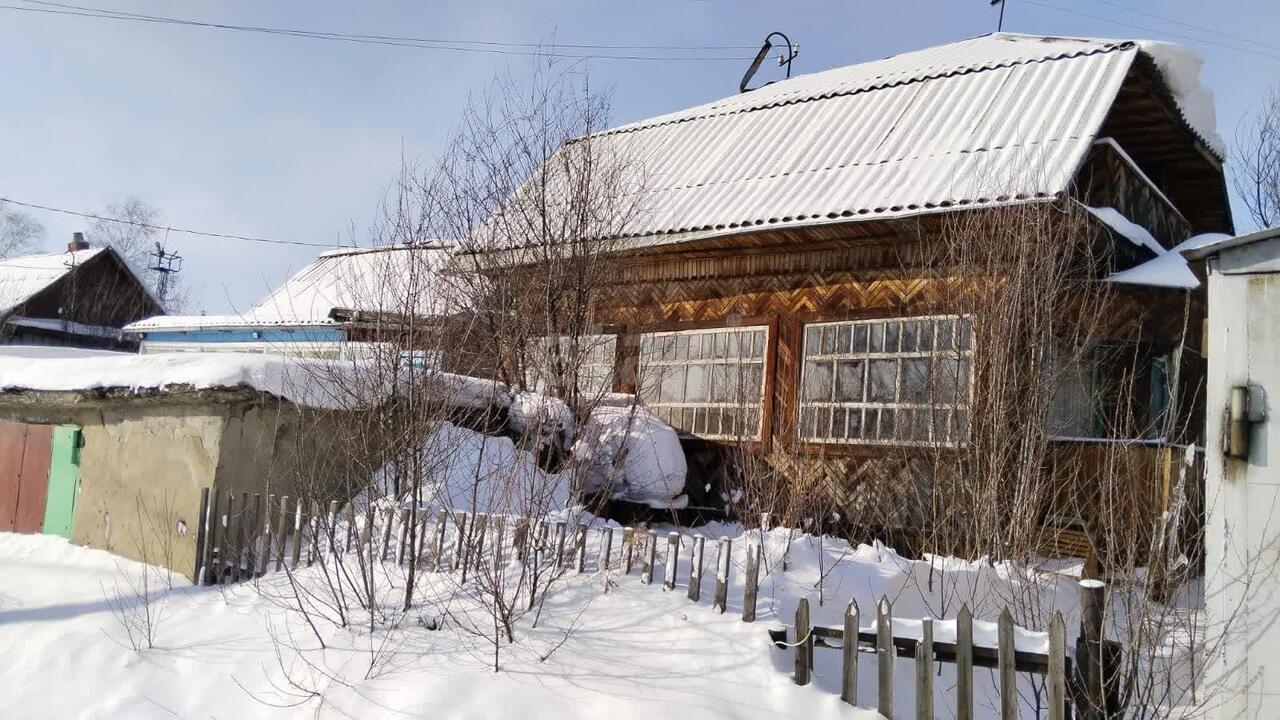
<box><xmin>42</xmin><ymin>426</ymin><xmax>82</xmax><ymax>539</ymax></box>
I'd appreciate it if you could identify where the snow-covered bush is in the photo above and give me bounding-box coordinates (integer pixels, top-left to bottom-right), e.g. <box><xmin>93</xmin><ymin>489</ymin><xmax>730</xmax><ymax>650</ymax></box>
<box><xmin>572</xmin><ymin>405</ymin><xmax>688</xmax><ymax>509</ymax></box>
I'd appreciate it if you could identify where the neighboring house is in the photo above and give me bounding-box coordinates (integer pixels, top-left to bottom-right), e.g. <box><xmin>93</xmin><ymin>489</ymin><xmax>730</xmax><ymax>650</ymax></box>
<box><xmin>497</xmin><ymin>33</ymin><xmax>1233</xmax><ymax>538</ymax></box>
<box><xmin>126</xmin><ymin>244</ymin><xmax>453</xmax><ymax>363</ymax></box>
<box><xmin>1185</xmin><ymin>226</ymin><xmax>1280</xmax><ymax>719</ymax></box>
<box><xmin>0</xmin><ymin>233</ymin><xmax>163</xmax><ymax>350</ymax></box>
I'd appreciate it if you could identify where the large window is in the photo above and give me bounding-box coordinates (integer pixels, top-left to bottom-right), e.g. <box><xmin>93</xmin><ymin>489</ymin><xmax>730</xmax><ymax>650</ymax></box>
<box><xmin>529</xmin><ymin>334</ymin><xmax>617</xmax><ymax>399</ymax></box>
<box><xmin>798</xmin><ymin>316</ymin><xmax>972</xmax><ymax>445</ymax></box>
<box><xmin>638</xmin><ymin>326</ymin><xmax>768</xmax><ymax>440</ymax></box>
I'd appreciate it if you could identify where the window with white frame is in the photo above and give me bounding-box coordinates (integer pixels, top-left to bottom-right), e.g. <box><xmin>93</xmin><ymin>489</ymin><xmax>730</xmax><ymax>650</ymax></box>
<box><xmin>529</xmin><ymin>334</ymin><xmax>617</xmax><ymax>399</ymax></box>
<box><xmin>638</xmin><ymin>326</ymin><xmax>768</xmax><ymax>440</ymax></box>
<box><xmin>798</xmin><ymin>316</ymin><xmax>972</xmax><ymax>445</ymax></box>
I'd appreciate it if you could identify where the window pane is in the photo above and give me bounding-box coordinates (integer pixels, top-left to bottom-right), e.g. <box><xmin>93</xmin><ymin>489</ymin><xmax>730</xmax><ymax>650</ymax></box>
<box><xmin>722</xmin><ymin>409</ymin><xmax>738</xmax><ymax>437</ymax></box>
<box><xmin>900</xmin><ymin>358</ymin><xmax>930</xmax><ymax>402</ymax></box>
<box><xmin>659</xmin><ymin>366</ymin><xmax>685</xmax><ymax>403</ymax></box>
<box><xmin>714</xmin><ymin>332</ymin><xmax>728</xmax><ymax>359</ymax></box>
<box><xmin>852</xmin><ymin>324</ymin><xmax>868</xmax><ymax>353</ymax></box>
<box><xmin>804</xmin><ymin>326</ymin><xmax>820</xmax><ymax>357</ymax></box>
<box><xmin>869</xmin><ymin>359</ymin><xmax>898</xmax><ymax>402</ymax></box>
<box><xmin>879</xmin><ymin>408</ymin><xmax>897</xmax><ymax>440</ymax></box>
<box><xmin>701</xmin><ymin>333</ymin><xmax>715</xmax><ymax>359</ymax></box>
<box><xmin>869</xmin><ymin>323</ymin><xmax>884</xmax><ymax>352</ymax></box>
<box><xmin>917</xmin><ymin>321</ymin><xmax>934</xmax><ymax>351</ymax></box>
<box><xmin>803</xmin><ymin>361</ymin><xmax>833</xmax><ymax>402</ymax></box>
<box><xmin>753</xmin><ymin>330</ymin><xmax>766</xmax><ymax>358</ymax></box>
<box><xmin>835</xmin><ymin>360</ymin><xmax>864</xmax><ymax>401</ymax></box>
<box><xmin>958</xmin><ymin>318</ymin><xmax>973</xmax><ymax>349</ymax></box>
<box><xmin>675</xmin><ymin>334</ymin><xmax>690</xmax><ymax>360</ymax></box>
<box><xmin>705</xmin><ymin>407</ymin><xmax>722</xmax><ymax>436</ymax></box>
<box><xmin>932</xmin><ymin>357</ymin><xmax>961</xmax><ymax>404</ymax></box>
<box><xmin>937</xmin><ymin>319</ymin><xmax>954</xmax><ymax>350</ymax></box>
<box><xmin>693</xmin><ymin>408</ymin><xmax>707</xmax><ymax>435</ymax></box>
<box><xmin>845</xmin><ymin>408</ymin><xmax>863</xmax><ymax>439</ymax></box>
<box><xmin>815</xmin><ymin>407</ymin><xmax>832</xmax><ymax>439</ymax></box>
<box><xmin>743</xmin><ymin>365</ymin><xmax>764</xmax><ymax>397</ymax></box>
<box><xmin>885</xmin><ymin>322</ymin><xmax>901</xmax><ymax>353</ymax></box>
<box><xmin>900</xmin><ymin>321</ymin><xmax>918</xmax><ymax>352</ymax></box>
<box><xmin>837</xmin><ymin>325</ymin><xmax>852</xmax><ymax>354</ymax></box>
<box><xmin>685</xmin><ymin>364</ymin><xmax>710</xmax><ymax>402</ymax></box>
<box><xmin>821</xmin><ymin>327</ymin><xmax>836</xmax><ymax>355</ymax></box>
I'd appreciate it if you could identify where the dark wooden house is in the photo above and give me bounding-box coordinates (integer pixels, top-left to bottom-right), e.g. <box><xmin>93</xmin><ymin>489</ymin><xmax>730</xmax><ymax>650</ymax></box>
<box><xmin>0</xmin><ymin>233</ymin><xmax>162</xmax><ymax>350</ymax></box>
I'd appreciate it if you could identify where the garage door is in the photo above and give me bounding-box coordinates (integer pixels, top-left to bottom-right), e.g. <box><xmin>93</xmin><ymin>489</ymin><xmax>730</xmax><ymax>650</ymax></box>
<box><xmin>0</xmin><ymin>421</ymin><xmax>54</xmax><ymax>533</ymax></box>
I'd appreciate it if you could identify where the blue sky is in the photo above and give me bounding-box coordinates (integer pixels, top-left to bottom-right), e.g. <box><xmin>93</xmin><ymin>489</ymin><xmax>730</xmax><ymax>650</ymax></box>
<box><xmin>1</xmin><ymin>0</ymin><xmax>1277</xmax><ymax>313</ymax></box>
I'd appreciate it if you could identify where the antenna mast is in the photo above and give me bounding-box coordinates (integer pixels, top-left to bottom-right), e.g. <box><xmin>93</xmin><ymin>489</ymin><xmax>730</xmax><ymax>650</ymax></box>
<box><xmin>739</xmin><ymin>31</ymin><xmax>799</xmax><ymax>93</ymax></box>
<box><xmin>148</xmin><ymin>240</ymin><xmax>183</xmax><ymax>307</ymax></box>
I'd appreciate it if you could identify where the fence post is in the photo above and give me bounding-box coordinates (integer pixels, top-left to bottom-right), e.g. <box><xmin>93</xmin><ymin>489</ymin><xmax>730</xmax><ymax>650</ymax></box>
<box><xmin>194</xmin><ymin>487</ymin><xmax>211</xmax><ymax>584</ymax></box>
<box><xmin>261</xmin><ymin>494</ymin><xmax>275</xmax><ymax>576</ymax></box>
<box><xmin>842</xmin><ymin>599</ymin><xmax>859</xmax><ymax>706</ymax></box>
<box><xmin>290</xmin><ymin>500</ymin><xmax>304</xmax><ymax>569</ymax></box>
<box><xmin>514</xmin><ymin>517</ymin><xmax>529</xmax><ymax>563</ymax></box>
<box><xmin>877</xmin><ymin>596</ymin><xmax>893</xmax><ymax>719</ymax></box>
<box><xmin>794</xmin><ymin>597</ymin><xmax>812</xmax><ymax>686</ymax></box>
<box><xmin>1078</xmin><ymin>579</ymin><xmax>1107</xmax><ymax>720</ymax></box>
<box><xmin>396</xmin><ymin>507</ymin><xmax>411</xmax><ymax>565</ymax></box>
<box><xmin>957</xmin><ymin>605</ymin><xmax>974</xmax><ymax>720</ymax></box>
<box><xmin>206</xmin><ymin>488</ymin><xmax>227</xmax><ymax>585</ymax></box>
<box><xmin>433</xmin><ymin>513</ymin><xmax>447</xmax><ymax>571</ymax></box>
<box><xmin>246</xmin><ymin>493</ymin><xmax>263</xmax><ymax>578</ymax></box>
<box><xmin>553</xmin><ymin>522</ymin><xmax>567</xmax><ymax>569</ymax></box>
<box><xmin>379</xmin><ymin>507</ymin><xmax>395</xmax><ymax>562</ymax></box>
<box><xmin>225</xmin><ymin>492</ymin><xmax>241</xmax><ymax>583</ymax></box>
<box><xmin>641</xmin><ymin>530</ymin><xmax>657</xmax><ymax>585</ymax></box>
<box><xmin>998</xmin><ymin>608</ymin><xmax>1016</xmax><ymax>720</ymax></box>
<box><xmin>326</xmin><ymin>500</ymin><xmax>340</xmax><ymax>559</ymax></box>
<box><xmin>600</xmin><ymin>526</ymin><xmax>613</xmax><ymax>573</ymax></box>
<box><xmin>743</xmin><ymin>542</ymin><xmax>760</xmax><ymax>623</ymax></box>
<box><xmin>622</xmin><ymin>527</ymin><xmax>635</xmax><ymax>574</ymax></box>
<box><xmin>713</xmin><ymin>537</ymin><xmax>730</xmax><ymax>613</ymax></box>
<box><xmin>274</xmin><ymin>495</ymin><xmax>290</xmax><ymax>572</ymax></box>
<box><xmin>472</xmin><ymin>514</ymin><xmax>488</xmax><ymax>573</ymax></box>
<box><xmin>575</xmin><ymin>524</ymin><xmax>588</xmax><ymax>573</ymax></box>
<box><xmin>917</xmin><ymin>617</ymin><xmax>934</xmax><ymax>720</ymax></box>
<box><xmin>687</xmin><ymin>535</ymin><xmax>705</xmax><ymax>601</ymax></box>
<box><xmin>456</xmin><ymin>513</ymin><xmax>471</xmax><ymax>579</ymax></box>
<box><xmin>1050</xmin><ymin>611</ymin><xmax>1067</xmax><ymax>720</ymax></box>
<box><xmin>664</xmin><ymin>532</ymin><xmax>680</xmax><ymax>590</ymax></box>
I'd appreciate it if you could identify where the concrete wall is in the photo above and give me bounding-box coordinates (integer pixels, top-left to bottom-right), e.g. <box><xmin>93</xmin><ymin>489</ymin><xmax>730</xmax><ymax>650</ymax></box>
<box><xmin>1203</xmin><ymin>236</ymin><xmax>1280</xmax><ymax>719</ymax></box>
<box><xmin>73</xmin><ymin>405</ymin><xmax>226</xmax><ymax>580</ymax></box>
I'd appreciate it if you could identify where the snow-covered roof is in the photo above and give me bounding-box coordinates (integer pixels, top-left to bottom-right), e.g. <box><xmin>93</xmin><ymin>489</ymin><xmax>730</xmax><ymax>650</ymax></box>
<box><xmin>554</xmin><ymin>33</ymin><xmax>1218</xmax><ymax>249</ymax></box>
<box><xmin>0</xmin><ymin>247</ymin><xmax>105</xmax><ymax>315</ymax></box>
<box><xmin>0</xmin><ymin>346</ymin><xmax>363</xmax><ymax>409</ymax></box>
<box><xmin>5</xmin><ymin>315</ymin><xmax>124</xmax><ymax>340</ymax></box>
<box><xmin>1108</xmin><ymin>231</ymin><xmax>1230</xmax><ymax>289</ymax></box>
<box><xmin>126</xmin><ymin>244</ymin><xmax>452</xmax><ymax>332</ymax></box>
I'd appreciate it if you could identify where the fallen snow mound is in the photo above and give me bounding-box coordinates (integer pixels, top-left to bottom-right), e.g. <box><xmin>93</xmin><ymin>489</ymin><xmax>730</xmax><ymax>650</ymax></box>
<box><xmin>573</xmin><ymin>405</ymin><xmax>688</xmax><ymax>509</ymax></box>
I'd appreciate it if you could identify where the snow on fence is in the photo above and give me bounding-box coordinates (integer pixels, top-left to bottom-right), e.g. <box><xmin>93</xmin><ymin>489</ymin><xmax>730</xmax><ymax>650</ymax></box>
<box><xmin>192</xmin><ymin>488</ymin><xmax>1112</xmax><ymax>718</ymax></box>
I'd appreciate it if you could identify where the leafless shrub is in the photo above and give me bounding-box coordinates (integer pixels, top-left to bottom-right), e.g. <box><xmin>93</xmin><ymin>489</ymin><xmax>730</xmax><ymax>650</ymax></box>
<box><xmin>103</xmin><ymin>490</ymin><xmax>181</xmax><ymax>651</ymax></box>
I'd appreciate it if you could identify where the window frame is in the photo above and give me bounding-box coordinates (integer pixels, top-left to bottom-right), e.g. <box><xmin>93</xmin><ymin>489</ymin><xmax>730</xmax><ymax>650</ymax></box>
<box><xmin>637</xmin><ymin>325</ymin><xmax>770</xmax><ymax>441</ymax></box>
<box><xmin>797</xmin><ymin>315</ymin><xmax>974</xmax><ymax>447</ymax></box>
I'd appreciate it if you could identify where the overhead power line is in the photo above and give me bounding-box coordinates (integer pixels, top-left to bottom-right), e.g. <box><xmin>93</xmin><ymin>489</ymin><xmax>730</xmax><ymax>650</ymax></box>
<box><xmin>1091</xmin><ymin>0</ymin><xmax>1280</xmax><ymax>54</ymax></box>
<box><xmin>1</xmin><ymin>1</ymin><xmax>757</xmax><ymax>61</ymax></box>
<box><xmin>0</xmin><ymin>196</ymin><xmax>343</xmax><ymax>249</ymax></box>
<box><xmin>1024</xmin><ymin>0</ymin><xmax>1280</xmax><ymax>62</ymax></box>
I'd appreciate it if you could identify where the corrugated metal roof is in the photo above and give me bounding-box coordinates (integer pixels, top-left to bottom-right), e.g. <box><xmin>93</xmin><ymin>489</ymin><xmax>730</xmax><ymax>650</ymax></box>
<box><xmin>0</xmin><ymin>247</ymin><xmax>106</xmax><ymax>315</ymax></box>
<box><xmin>126</xmin><ymin>244</ymin><xmax>452</xmax><ymax>331</ymax></box>
<box><xmin>586</xmin><ymin>33</ymin><xmax>1141</xmax><ymax>247</ymax></box>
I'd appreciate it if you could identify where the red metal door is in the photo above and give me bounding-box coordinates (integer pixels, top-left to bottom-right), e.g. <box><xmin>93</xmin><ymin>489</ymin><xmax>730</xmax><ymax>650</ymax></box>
<box><xmin>0</xmin><ymin>421</ymin><xmax>54</xmax><ymax>533</ymax></box>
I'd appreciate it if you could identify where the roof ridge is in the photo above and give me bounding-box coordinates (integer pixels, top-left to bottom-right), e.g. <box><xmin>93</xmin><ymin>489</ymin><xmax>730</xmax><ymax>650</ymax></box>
<box><xmin>594</xmin><ymin>38</ymin><xmax>1136</xmax><ymax>140</ymax></box>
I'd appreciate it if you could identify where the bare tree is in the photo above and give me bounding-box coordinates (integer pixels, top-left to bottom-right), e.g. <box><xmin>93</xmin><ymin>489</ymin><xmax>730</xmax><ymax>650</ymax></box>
<box><xmin>1234</xmin><ymin>83</ymin><xmax>1280</xmax><ymax>228</ymax></box>
<box><xmin>84</xmin><ymin>196</ymin><xmax>188</xmax><ymax>310</ymax></box>
<box><xmin>0</xmin><ymin>201</ymin><xmax>45</xmax><ymax>258</ymax></box>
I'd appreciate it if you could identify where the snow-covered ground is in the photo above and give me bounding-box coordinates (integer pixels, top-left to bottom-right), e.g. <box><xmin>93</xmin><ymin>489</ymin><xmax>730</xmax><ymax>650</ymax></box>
<box><xmin>0</xmin><ymin>515</ymin><xmax>1126</xmax><ymax>720</ymax></box>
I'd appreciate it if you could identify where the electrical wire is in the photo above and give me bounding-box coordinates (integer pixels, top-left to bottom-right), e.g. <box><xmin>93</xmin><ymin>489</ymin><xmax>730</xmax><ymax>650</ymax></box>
<box><xmin>0</xmin><ymin>196</ymin><xmax>344</xmax><ymax>249</ymax></box>
<box><xmin>1089</xmin><ymin>0</ymin><xmax>1280</xmax><ymax>54</ymax></box>
<box><xmin>1</xmin><ymin>1</ymin><xmax>758</xmax><ymax>61</ymax></box>
<box><xmin>1024</xmin><ymin>0</ymin><xmax>1280</xmax><ymax>62</ymax></box>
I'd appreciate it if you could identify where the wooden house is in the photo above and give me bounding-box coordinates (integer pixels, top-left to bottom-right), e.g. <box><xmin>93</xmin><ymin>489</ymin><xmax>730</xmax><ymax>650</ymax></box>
<box><xmin>0</xmin><ymin>233</ymin><xmax>162</xmax><ymax>350</ymax></box>
<box><xmin>506</xmin><ymin>33</ymin><xmax>1232</xmax><ymax>547</ymax></box>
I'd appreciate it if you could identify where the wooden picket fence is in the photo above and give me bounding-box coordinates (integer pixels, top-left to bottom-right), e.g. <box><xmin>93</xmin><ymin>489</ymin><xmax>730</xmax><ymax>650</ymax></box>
<box><xmin>191</xmin><ymin>491</ymin><xmax>1112</xmax><ymax>718</ymax></box>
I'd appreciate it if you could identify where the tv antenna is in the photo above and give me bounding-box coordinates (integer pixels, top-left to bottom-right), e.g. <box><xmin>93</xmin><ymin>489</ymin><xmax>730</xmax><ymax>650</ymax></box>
<box><xmin>739</xmin><ymin>31</ymin><xmax>798</xmax><ymax>93</ymax></box>
<box><xmin>992</xmin><ymin>0</ymin><xmax>1007</xmax><ymax>32</ymax></box>
<box><xmin>149</xmin><ymin>238</ymin><xmax>184</xmax><ymax>306</ymax></box>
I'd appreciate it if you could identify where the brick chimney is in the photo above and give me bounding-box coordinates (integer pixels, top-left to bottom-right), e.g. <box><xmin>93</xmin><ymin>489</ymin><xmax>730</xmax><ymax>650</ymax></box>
<box><xmin>67</xmin><ymin>232</ymin><xmax>89</xmax><ymax>252</ymax></box>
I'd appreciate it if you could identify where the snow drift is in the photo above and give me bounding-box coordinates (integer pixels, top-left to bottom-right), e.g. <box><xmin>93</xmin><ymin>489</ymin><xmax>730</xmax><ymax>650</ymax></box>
<box><xmin>573</xmin><ymin>405</ymin><xmax>688</xmax><ymax>509</ymax></box>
